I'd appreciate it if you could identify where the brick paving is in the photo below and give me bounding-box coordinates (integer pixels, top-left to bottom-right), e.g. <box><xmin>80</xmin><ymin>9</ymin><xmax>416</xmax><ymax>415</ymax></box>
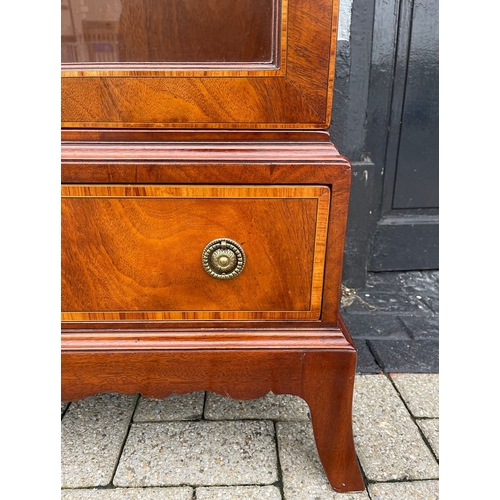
<box><xmin>342</xmin><ymin>271</ymin><xmax>439</xmax><ymax>373</ymax></box>
<box><xmin>62</xmin><ymin>271</ymin><xmax>439</xmax><ymax>499</ymax></box>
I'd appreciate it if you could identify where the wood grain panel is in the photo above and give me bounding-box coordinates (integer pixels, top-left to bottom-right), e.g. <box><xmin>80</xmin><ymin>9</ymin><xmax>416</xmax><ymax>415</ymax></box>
<box><xmin>62</xmin><ymin>185</ymin><xmax>330</xmax><ymax>321</ymax></box>
<box><xmin>61</xmin><ymin>77</ymin><xmax>321</xmax><ymax>127</ymax></box>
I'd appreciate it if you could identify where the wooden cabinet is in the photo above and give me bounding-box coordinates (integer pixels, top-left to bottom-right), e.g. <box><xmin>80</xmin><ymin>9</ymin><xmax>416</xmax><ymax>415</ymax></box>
<box><xmin>61</xmin><ymin>0</ymin><xmax>365</xmax><ymax>492</ymax></box>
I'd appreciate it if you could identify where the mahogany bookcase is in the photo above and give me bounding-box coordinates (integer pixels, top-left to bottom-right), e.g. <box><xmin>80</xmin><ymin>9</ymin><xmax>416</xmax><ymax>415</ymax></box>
<box><xmin>61</xmin><ymin>0</ymin><xmax>365</xmax><ymax>492</ymax></box>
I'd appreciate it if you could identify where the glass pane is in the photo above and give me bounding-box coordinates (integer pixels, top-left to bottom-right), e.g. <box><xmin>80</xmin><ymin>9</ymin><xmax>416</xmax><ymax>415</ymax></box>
<box><xmin>61</xmin><ymin>0</ymin><xmax>277</xmax><ymax>64</ymax></box>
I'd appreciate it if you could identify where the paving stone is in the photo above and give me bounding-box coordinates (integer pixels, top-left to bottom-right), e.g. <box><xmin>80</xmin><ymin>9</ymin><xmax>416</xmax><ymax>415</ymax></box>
<box><xmin>400</xmin><ymin>272</ymin><xmax>438</xmax><ymax>296</ymax></box>
<box><xmin>134</xmin><ymin>392</ymin><xmax>205</xmax><ymax>422</ymax></box>
<box><xmin>368</xmin><ymin>480</ymin><xmax>439</xmax><ymax>499</ymax></box>
<box><xmin>343</xmin><ymin>313</ymin><xmax>410</xmax><ymax>339</ymax></box>
<box><xmin>196</xmin><ymin>486</ymin><xmax>281</xmax><ymax>499</ymax></box>
<box><xmin>276</xmin><ymin>422</ymin><xmax>370</xmax><ymax>500</ymax></box>
<box><xmin>204</xmin><ymin>392</ymin><xmax>309</xmax><ymax>421</ymax></box>
<box><xmin>353</xmin><ymin>340</ymin><xmax>382</xmax><ymax>374</ymax></box>
<box><xmin>61</xmin><ymin>487</ymin><xmax>193</xmax><ymax>499</ymax></box>
<box><xmin>113</xmin><ymin>420</ymin><xmax>278</xmax><ymax>487</ymax></box>
<box><xmin>399</xmin><ymin>315</ymin><xmax>439</xmax><ymax>339</ymax></box>
<box><xmin>421</xmin><ymin>295</ymin><xmax>439</xmax><ymax>314</ymax></box>
<box><xmin>357</xmin><ymin>272</ymin><xmax>438</xmax><ymax>299</ymax></box>
<box><xmin>367</xmin><ymin>270</ymin><xmax>438</xmax><ymax>291</ymax></box>
<box><xmin>428</xmin><ymin>270</ymin><xmax>439</xmax><ymax>280</ymax></box>
<box><xmin>367</xmin><ymin>340</ymin><xmax>439</xmax><ymax>373</ymax></box>
<box><xmin>342</xmin><ymin>290</ymin><xmax>431</xmax><ymax>315</ymax></box>
<box><xmin>61</xmin><ymin>393</ymin><xmax>137</xmax><ymax>488</ymax></box>
<box><xmin>352</xmin><ymin>375</ymin><xmax>439</xmax><ymax>481</ymax></box>
<box><xmin>364</xmin><ymin>271</ymin><xmax>423</xmax><ymax>291</ymax></box>
<box><xmin>390</xmin><ymin>374</ymin><xmax>439</xmax><ymax>417</ymax></box>
<box><xmin>343</xmin><ymin>271</ymin><xmax>438</xmax><ymax>317</ymax></box>
<box><xmin>417</xmin><ymin>419</ymin><xmax>439</xmax><ymax>459</ymax></box>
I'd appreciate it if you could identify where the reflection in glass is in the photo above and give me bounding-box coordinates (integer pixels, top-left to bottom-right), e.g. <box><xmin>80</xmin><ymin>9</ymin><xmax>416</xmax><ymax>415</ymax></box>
<box><xmin>61</xmin><ymin>0</ymin><xmax>276</xmax><ymax>64</ymax></box>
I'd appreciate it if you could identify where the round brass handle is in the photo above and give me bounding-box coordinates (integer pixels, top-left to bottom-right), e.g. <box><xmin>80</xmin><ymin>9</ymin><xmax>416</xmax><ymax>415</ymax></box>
<box><xmin>202</xmin><ymin>238</ymin><xmax>246</xmax><ymax>279</ymax></box>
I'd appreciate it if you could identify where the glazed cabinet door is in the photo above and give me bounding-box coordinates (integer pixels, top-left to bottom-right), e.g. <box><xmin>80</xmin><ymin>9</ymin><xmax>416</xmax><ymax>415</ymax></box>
<box><xmin>61</xmin><ymin>185</ymin><xmax>331</xmax><ymax>322</ymax></box>
<box><xmin>61</xmin><ymin>0</ymin><xmax>340</xmax><ymax>129</ymax></box>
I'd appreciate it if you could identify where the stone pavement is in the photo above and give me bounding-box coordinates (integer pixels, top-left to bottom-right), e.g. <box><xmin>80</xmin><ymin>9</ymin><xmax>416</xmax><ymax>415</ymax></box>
<box><xmin>342</xmin><ymin>271</ymin><xmax>439</xmax><ymax>374</ymax></box>
<box><xmin>61</xmin><ymin>271</ymin><xmax>439</xmax><ymax>499</ymax></box>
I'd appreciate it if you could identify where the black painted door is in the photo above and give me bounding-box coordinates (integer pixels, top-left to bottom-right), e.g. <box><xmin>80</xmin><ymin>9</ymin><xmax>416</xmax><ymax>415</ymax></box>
<box><xmin>367</xmin><ymin>0</ymin><xmax>438</xmax><ymax>271</ymax></box>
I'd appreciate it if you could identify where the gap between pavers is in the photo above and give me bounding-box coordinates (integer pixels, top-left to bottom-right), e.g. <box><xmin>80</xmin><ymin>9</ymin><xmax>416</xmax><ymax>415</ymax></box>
<box><xmin>368</xmin><ymin>480</ymin><xmax>439</xmax><ymax>499</ymax></box>
<box><xmin>61</xmin><ymin>393</ymin><xmax>138</xmax><ymax>488</ymax></box>
<box><xmin>389</xmin><ymin>373</ymin><xmax>439</xmax><ymax>417</ymax></box>
<box><xmin>352</xmin><ymin>374</ymin><xmax>439</xmax><ymax>482</ymax></box>
<box><xmin>61</xmin><ymin>487</ymin><xmax>193</xmax><ymax>500</ymax></box>
<box><xmin>417</xmin><ymin>419</ymin><xmax>439</xmax><ymax>459</ymax></box>
<box><xmin>276</xmin><ymin>421</ymin><xmax>370</xmax><ymax>500</ymax></box>
<box><xmin>195</xmin><ymin>485</ymin><xmax>282</xmax><ymax>499</ymax></box>
<box><xmin>113</xmin><ymin>420</ymin><xmax>278</xmax><ymax>487</ymax></box>
<box><xmin>204</xmin><ymin>392</ymin><xmax>310</xmax><ymax>421</ymax></box>
<box><xmin>134</xmin><ymin>392</ymin><xmax>205</xmax><ymax>422</ymax></box>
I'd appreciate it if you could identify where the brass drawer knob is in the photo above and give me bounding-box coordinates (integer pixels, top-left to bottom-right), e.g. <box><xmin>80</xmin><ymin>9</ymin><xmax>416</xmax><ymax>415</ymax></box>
<box><xmin>202</xmin><ymin>238</ymin><xmax>246</xmax><ymax>279</ymax></box>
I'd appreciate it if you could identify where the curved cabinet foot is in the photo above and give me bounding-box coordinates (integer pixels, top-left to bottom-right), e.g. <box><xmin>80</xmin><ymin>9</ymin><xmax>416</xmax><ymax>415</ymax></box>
<box><xmin>301</xmin><ymin>350</ymin><xmax>365</xmax><ymax>492</ymax></box>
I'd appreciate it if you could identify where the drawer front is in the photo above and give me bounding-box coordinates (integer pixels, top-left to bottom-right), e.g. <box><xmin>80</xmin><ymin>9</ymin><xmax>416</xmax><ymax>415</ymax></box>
<box><xmin>61</xmin><ymin>185</ymin><xmax>330</xmax><ymax>321</ymax></box>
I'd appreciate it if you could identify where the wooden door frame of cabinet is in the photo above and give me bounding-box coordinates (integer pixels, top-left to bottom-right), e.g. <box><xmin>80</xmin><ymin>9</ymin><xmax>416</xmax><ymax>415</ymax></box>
<box><xmin>61</xmin><ymin>0</ymin><xmax>340</xmax><ymax>129</ymax></box>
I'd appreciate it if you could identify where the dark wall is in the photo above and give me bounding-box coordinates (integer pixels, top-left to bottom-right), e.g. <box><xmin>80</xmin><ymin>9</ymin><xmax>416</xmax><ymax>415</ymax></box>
<box><xmin>331</xmin><ymin>0</ymin><xmax>439</xmax><ymax>288</ymax></box>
